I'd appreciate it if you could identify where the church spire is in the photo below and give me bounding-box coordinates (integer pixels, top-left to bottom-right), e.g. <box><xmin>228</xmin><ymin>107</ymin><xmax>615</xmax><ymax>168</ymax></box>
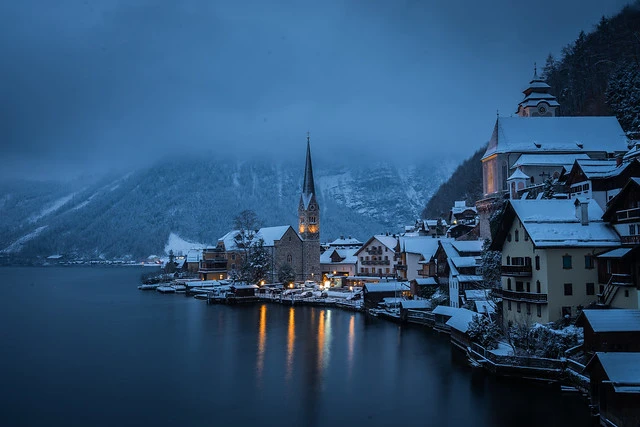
<box><xmin>302</xmin><ymin>132</ymin><xmax>315</xmax><ymax>196</ymax></box>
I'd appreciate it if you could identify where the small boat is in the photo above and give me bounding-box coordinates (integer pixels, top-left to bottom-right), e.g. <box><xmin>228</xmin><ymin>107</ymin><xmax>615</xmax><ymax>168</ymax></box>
<box><xmin>138</xmin><ymin>284</ymin><xmax>159</xmax><ymax>290</ymax></box>
<box><xmin>156</xmin><ymin>285</ymin><xmax>176</xmax><ymax>294</ymax></box>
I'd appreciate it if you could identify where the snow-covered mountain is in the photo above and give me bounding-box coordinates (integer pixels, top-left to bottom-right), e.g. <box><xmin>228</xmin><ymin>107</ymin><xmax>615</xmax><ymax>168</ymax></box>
<box><xmin>0</xmin><ymin>157</ymin><xmax>453</xmax><ymax>260</ymax></box>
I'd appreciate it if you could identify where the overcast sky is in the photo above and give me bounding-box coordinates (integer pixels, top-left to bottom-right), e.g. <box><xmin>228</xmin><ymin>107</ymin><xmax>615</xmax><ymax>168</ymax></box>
<box><xmin>0</xmin><ymin>0</ymin><xmax>633</xmax><ymax>180</ymax></box>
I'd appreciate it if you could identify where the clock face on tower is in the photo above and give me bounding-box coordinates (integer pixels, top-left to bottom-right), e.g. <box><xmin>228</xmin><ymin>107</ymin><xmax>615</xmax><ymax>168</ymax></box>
<box><xmin>309</xmin><ymin>203</ymin><xmax>316</xmax><ymax>211</ymax></box>
<box><xmin>537</xmin><ymin>104</ymin><xmax>547</xmax><ymax>115</ymax></box>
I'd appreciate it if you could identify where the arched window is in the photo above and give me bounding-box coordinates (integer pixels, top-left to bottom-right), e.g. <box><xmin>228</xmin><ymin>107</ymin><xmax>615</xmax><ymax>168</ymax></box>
<box><xmin>506</xmin><ymin>256</ymin><xmax>511</xmax><ymax>265</ymax></box>
<box><xmin>515</xmin><ymin>230</ymin><xmax>519</xmax><ymax>242</ymax></box>
<box><xmin>287</xmin><ymin>254</ymin><xmax>292</xmax><ymax>264</ymax></box>
<box><xmin>507</xmin><ymin>278</ymin><xmax>512</xmax><ymax>290</ymax></box>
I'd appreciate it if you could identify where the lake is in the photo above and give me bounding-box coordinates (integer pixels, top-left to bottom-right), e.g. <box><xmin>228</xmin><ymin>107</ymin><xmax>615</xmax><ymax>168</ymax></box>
<box><xmin>0</xmin><ymin>266</ymin><xmax>592</xmax><ymax>426</ymax></box>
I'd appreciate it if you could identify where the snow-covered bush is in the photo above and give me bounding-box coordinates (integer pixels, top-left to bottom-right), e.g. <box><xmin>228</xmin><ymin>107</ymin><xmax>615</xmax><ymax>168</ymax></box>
<box><xmin>509</xmin><ymin>323</ymin><xmax>582</xmax><ymax>359</ymax></box>
<box><xmin>467</xmin><ymin>315</ymin><xmax>501</xmax><ymax>350</ymax></box>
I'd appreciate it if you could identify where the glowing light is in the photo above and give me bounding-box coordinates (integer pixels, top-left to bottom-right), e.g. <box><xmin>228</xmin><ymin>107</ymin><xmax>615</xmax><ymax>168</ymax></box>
<box><xmin>257</xmin><ymin>304</ymin><xmax>267</xmax><ymax>381</ymax></box>
<box><xmin>260</xmin><ymin>280</ymin><xmax>265</xmax><ymax>286</ymax></box>
<box><xmin>349</xmin><ymin>286</ymin><xmax>353</xmax><ymax>291</ymax></box>
<box><xmin>324</xmin><ymin>280</ymin><xmax>330</xmax><ymax>289</ymax></box>
<box><xmin>286</xmin><ymin>307</ymin><xmax>295</xmax><ymax>380</ymax></box>
<box><xmin>289</xmin><ymin>283</ymin><xmax>294</xmax><ymax>289</ymax></box>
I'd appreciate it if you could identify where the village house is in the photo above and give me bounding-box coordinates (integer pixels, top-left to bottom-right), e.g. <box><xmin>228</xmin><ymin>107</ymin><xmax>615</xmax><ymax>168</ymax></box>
<box><xmin>476</xmin><ymin>69</ymin><xmax>629</xmax><ymax>238</ymax></box>
<box><xmin>584</xmin><ymin>352</ymin><xmax>640</xmax><ymax>427</ymax></box>
<box><xmin>362</xmin><ymin>282</ymin><xmax>410</xmax><ymax>309</ymax></box>
<box><xmin>562</xmin><ymin>158</ymin><xmax>640</xmax><ymax>210</ymax></box>
<box><xmin>354</xmin><ymin>234</ymin><xmax>399</xmax><ymax>278</ymax></box>
<box><xmin>491</xmin><ymin>199</ymin><xmax>621</xmax><ymax>327</ymax></box>
<box><xmin>397</xmin><ymin>236</ymin><xmax>444</xmax><ymax>281</ymax></box>
<box><xmin>598</xmin><ymin>178</ymin><xmax>640</xmax><ymax>309</ymax></box>
<box><xmin>410</xmin><ymin>277</ymin><xmax>438</xmax><ymax>299</ymax></box>
<box><xmin>320</xmin><ymin>247</ymin><xmax>358</xmax><ymax>280</ymax></box>
<box><xmin>433</xmin><ymin>240</ymin><xmax>483</xmax><ymax>308</ymax></box>
<box><xmin>198</xmin><ymin>247</ymin><xmax>228</xmax><ymax>280</ymax></box>
<box><xmin>185</xmin><ymin>249</ymin><xmax>202</xmax><ymax>273</ymax></box>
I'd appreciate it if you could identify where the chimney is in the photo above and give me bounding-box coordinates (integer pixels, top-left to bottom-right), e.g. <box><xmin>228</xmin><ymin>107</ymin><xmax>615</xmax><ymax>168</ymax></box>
<box><xmin>575</xmin><ymin>199</ymin><xmax>589</xmax><ymax>226</ymax></box>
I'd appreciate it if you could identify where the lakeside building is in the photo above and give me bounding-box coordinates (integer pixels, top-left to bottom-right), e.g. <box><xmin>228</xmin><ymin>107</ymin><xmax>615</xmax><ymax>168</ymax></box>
<box><xmin>477</xmin><ymin>69</ymin><xmax>630</xmax><ymax>239</ymax></box>
<box><xmin>354</xmin><ymin>234</ymin><xmax>400</xmax><ymax>278</ymax></box>
<box><xmin>490</xmin><ymin>199</ymin><xmax>621</xmax><ymax>327</ymax></box>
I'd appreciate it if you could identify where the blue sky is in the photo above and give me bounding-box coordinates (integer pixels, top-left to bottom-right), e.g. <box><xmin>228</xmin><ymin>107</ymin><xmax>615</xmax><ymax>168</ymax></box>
<box><xmin>0</xmin><ymin>0</ymin><xmax>633</xmax><ymax>179</ymax></box>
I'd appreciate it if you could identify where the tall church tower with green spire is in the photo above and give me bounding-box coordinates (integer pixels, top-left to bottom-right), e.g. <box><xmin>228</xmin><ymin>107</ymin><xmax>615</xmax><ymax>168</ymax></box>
<box><xmin>298</xmin><ymin>133</ymin><xmax>320</xmax><ymax>282</ymax></box>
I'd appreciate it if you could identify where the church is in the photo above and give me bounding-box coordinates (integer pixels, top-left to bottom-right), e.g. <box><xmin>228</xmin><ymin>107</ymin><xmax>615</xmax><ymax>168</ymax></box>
<box><xmin>202</xmin><ymin>135</ymin><xmax>321</xmax><ymax>283</ymax></box>
<box><xmin>477</xmin><ymin>68</ymin><xmax>631</xmax><ymax>238</ymax></box>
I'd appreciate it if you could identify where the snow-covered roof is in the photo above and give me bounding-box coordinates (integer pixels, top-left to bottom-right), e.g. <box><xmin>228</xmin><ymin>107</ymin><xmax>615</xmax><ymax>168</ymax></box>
<box><xmin>186</xmin><ymin>249</ymin><xmax>202</xmax><ymax>263</ymax></box>
<box><xmin>465</xmin><ymin>289</ymin><xmax>490</xmax><ymax>300</ymax></box>
<box><xmin>510</xmin><ymin>199</ymin><xmax>620</xmax><ymax>248</ymax></box>
<box><xmin>413</xmin><ymin>277</ymin><xmax>437</xmax><ymax>286</ymax></box>
<box><xmin>218</xmin><ymin>230</ymin><xmax>241</xmax><ymax>251</ymax></box>
<box><xmin>432</xmin><ymin>305</ymin><xmax>459</xmax><ymax>317</ymax></box>
<box><xmin>450</xmin><ymin>256</ymin><xmax>478</xmax><ymax>269</ymax></box>
<box><xmin>451</xmin><ymin>240</ymin><xmax>483</xmax><ymax>254</ymax></box>
<box><xmin>232</xmin><ymin>284</ymin><xmax>259</xmax><ymax>290</ymax></box>
<box><xmin>320</xmin><ymin>248</ymin><xmax>358</xmax><ymax>264</ymax></box>
<box><xmin>255</xmin><ymin>225</ymin><xmax>293</xmax><ymax>247</ymax></box>
<box><xmin>578</xmin><ymin>309</ymin><xmax>640</xmax><ymax>333</ymax></box>
<box><xmin>623</xmin><ymin>143</ymin><xmax>640</xmax><ymax>161</ymax></box>
<box><xmin>363</xmin><ymin>282</ymin><xmax>410</xmax><ymax>293</ymax></box>
<box><xmin>457</xmin><ymin>275</ymin><xmax>483</xmax><ymax>283</ymax></box>
<box><xmin>512</xmin><ymin>153</ymin><xmax>590</xmax><ymax>169</ymax></box>
<box><xmin>590</xmin><ymin>352</ymin><xmax>640</xmax><ymax>393</ymax></box>
<box><xmin>597</xmin><ymin>248</ymin><xmax>633</xmax><ymax>259</ymax></box>
<box><xmin>400</xmin><ymin>300</ymin><xmax>431</xmax><ymax>310</ymax></box>
<box><xmin>572</xmin><ymin>158</ymin><xmax>624</xmax><ymax>179</ymax></box>
<box><xmin>375</xmin><ymin>235</ymin><xmax>399</xmax><ymax>251</ymax></box>
<box><xmin>329</xmin><ymin>237</ymin><xmax>362</xmax><ymax>246</ymax></box>
<box><xmin>400</xmin><ymin>236</ymin><xmax>444</xmax><ymax>259</ymax></box>
<box><xmin>483</xmin><ymin>116</ymin><xmax>629</xmax><ymax>160</ymax></box>
<box><xmin>474</xmin><ymin>300</ymin><xmax>496</xmax><ymax>315</ymax></box>
<box><xmin>445</xmin><ymin>308</ymin><xmax>478</xmax><ymax>333</ymax></box>
<box><xmin>507</xmin><ymin>168</ymin><xmax>530</xmax><ymax>181</ymax></box>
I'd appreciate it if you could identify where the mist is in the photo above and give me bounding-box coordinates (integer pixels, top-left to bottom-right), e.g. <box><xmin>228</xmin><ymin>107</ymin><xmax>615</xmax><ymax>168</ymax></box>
<box><xmin>0</xmin><ymin>0</ymin><xmax>632</xmax><ymax>181</ymax></box>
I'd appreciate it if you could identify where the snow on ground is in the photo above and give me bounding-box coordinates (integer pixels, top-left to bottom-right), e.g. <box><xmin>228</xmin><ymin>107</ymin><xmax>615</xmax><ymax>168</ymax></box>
<box><xmin>164</xmin><ymin>232</ymin><xmax>206</xmax><ymax>255</ymax></box>
<box><xmin>1</xmin><ymin>226</ymin><xmax>48</xmax><ymax>253</ymax></box>
<box><xmin>489</xmin><ymin>341</ymin><xmax>515</xmax><ymax>356</ymax></box>
<box><xmin>29</xmin><ymin>193</ymin><xmax>77</xmax><ymax>223</ymax></box>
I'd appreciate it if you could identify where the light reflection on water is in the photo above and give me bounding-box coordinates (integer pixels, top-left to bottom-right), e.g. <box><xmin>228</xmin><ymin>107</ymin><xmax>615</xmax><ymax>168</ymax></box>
<box><xmin>286</xmin><ymin>307</ymin><xmax>295</xmax><ymax>381</ymax></box>
<box><xmin>256</xmin><ymin>304</ymin><xmax>267</xmax><ymax>382</ymax></box>
<box><xmin>347</xmin><ymin>314</ymin><xmax>355</xmax><ymax>378</ymax></box>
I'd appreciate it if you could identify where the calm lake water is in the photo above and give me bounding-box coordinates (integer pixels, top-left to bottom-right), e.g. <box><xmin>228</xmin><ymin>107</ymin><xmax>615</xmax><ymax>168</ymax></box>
<box><xmin>0</xmin><ymin>266</ymin><xmax>592</xmax><ymax>426</ymax></box>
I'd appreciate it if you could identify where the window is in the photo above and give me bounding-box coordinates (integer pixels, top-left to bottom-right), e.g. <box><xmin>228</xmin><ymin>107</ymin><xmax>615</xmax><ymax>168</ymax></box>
<box><xmin>586</xmin><ymin>283</ymin><xmax>595</xmax><ymax>296</ymax></box>
<box><xmin>630</xmin><ymin>224</ymin><xmax>636</xmax><ymax>235</ymax></box>
<box><xmin>506</xmin><ymin>256</ymin><xmax>511</xmax><ymax>265</ymax></box>
<box><xmin>384</xmin><ymin>256</ymin><xmax>388</xmax><ymax>261</ymax></box>
<box><xmin>584</xmin><ymin>183</ymin><xmax>589</xmax><ymax>191</ymax></box>
<box><xmin>516</xmin><ymin>281</ymin><xmax>524</xmax><ymax>292</ymax></box>
<box><xmin>385</xmin><ymin>268</ymin><xmax>390</xmax><ymax>274</ymax></box>
<box><xmin>507</xmin><ymin>233</ymin><xmax>512</xmax><ymax>242</ymax></box>
<box><xmin>526</xmin><ymin>282</ymin><xmax>531</xmax><ymax>292</ymax></box>
<box><xmin>536</xmin><ymin>280</ymin><xmax>541</xmax><ymax>293</ymax></box>
<box><xmin>564</xmin><ymin>283</ymin><xmax>573</xmax><ymax>296</ymax></box>
<box><xmin>231</xmin><ymin>254</ymin><xmax>236</xmax><ymax>260</ymax></box>
<box><xmin>535</xmin><ymin>255</ymin><xmax>540</xmax><ymax>270</ymax></box>
<box><xmin>562</xmin><ymin>255</ymin><xmax>572</xmax><ymax>269</ymax></box>
<box><xmin>526</xmin><ymin>303</ymin><xmax>531</xmax><ymax>315</ymax></box>
<box><xmin>625</xmin><ymin>290</ymin><xmax>630</xmax><ymax>297</ymax></box>
<box><xmin>515</xmin><ymin>230</ymin><xmax>519</xmax><ymax>242</ymax></box>
<box><xmin>562</xmin><ymin>306</ymin><xmax>572</xmax><ymax>318</ymax></box>
<box><xmin>517</xmin><ymin>302</ymin><xmax>521</xmax><ymax>313</ymax></box>
<box><xmin>536</xmin><ymin>305</ymin><xmax>542</xmax><ymax>317</ymax></box>
<box><xmin>507</xmin><ymin>300</ymin><xmax>512</xmax><ymax>311</ymax></box>
<box><xmin>378</xmin><ymin>268</ymin><xmax>382</xmax><ymax>274</ymax></box>
<box><xmin>287</xmin><ymin>254</ymin><xmax>292</xmax><ymax>263</ymax></box>
<box><xmin>360</xmin><ymin>257</ymin><xmax>364</xmax><ymax>261</ymax></box>
<box><xmin>507</xmin><ymin>278</ymin><xmax>512</xmax><ymax>290</ymax></box>
<box><xmin>524</xmin><ymin>232</ymin><xmax>529</xmax><ymax>241</ymax></box>
<box><xmin>584</xmin><ymin>255</ymin><xmax>594</xmax><ymax>269</ymax></box>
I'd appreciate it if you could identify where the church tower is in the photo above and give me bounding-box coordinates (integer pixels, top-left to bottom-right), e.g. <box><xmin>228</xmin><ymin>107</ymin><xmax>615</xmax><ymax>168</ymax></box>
<box><xmin>516</xmin><ymin>65</ymin><xmax>560</xmax><ymax>117</ymax></box>
<box><xmin>298</xmin><ymin>133</ymin><xmax>320</xmax><ymax>282</ymax></box>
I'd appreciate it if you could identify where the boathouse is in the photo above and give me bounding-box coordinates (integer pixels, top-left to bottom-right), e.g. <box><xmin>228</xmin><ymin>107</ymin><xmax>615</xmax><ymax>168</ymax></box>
<box><xmin>575</xmin><ymin>309</ymin><xmax>640</xmax><ymax>354</ymax></box>
<box><xmin>362</xmin><ymin>282</ymin><xmax>410</xmax><ymax>309</ymax></box>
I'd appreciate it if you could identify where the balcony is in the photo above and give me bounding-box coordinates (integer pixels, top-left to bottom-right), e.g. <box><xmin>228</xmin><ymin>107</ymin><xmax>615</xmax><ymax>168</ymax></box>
<box><xmin>199</xmin><ymin>260</ymin><xmax>227</xmax><ymax>272</ymax></box>
<box><xmin>501</xmin><ymin>265</ymin><xmax>532</xmax><ymax>277</ymax></box>
<box><xmin>616</xmin><ymin>207</ymin><xmax>640</xmax><ymax>222</ymax></box>
<box><xmin>494</xmin><ymin>288</ymin><xmax>547</xmax><ymax>303</ymax></box>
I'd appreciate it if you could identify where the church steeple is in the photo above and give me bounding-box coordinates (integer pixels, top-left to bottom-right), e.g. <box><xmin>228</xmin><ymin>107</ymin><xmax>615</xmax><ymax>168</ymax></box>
<box><xmin>516</xmin><ymin>63</ymin><xmax>560</xmax><ymax>117</ymax></box>
<box><xmin>302</xmin><ymin>132</ymin><xmax>315</xmax><ymax>197</ymax></box>
<box><xmin>298</xmin><ymin>133</ymin><xmax>320</xmax><ymax>282</ymax></box>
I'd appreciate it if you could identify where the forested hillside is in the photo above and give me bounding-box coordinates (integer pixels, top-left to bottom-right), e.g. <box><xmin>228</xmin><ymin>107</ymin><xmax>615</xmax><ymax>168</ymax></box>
<box><xmin>422</xmin><ymin>147</ymin><xmax>484</xmax><ymax>218</ymax></box>
<box><xmin>423</xmin><ymin>1</ymin><xmax>640</xmax><ymax>218</ymax></box>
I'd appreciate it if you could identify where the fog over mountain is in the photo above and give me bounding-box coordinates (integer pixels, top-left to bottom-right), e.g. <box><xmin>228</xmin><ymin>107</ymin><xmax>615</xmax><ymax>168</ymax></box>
<box><xmin>0</xmin><ymin>156</ymin><xmax>454</xmax><ymax>260</ymax></box>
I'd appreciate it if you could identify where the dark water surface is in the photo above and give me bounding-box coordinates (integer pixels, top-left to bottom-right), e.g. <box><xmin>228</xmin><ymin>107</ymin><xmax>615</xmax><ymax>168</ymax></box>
<box><xmin>1</xmin><ymin>267</ymin><xmax>591</xmax><ymax>426</ymax></box>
